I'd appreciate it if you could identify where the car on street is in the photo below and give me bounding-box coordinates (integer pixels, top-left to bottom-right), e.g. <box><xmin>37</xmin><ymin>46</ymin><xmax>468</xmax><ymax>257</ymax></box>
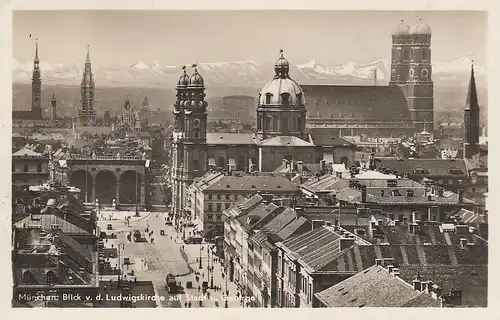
<box><xmin>123</xmin><ymin>257</ymin><xmax>131</xmax><ymax>265</ymax></box>
<box><xmin>107</xmin><ymin>224</ymin><xmax>113</xmax><ymax>230</ymax></box>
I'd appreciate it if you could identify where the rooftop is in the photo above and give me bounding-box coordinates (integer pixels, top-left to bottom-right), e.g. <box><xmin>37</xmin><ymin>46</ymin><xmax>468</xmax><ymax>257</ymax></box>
<box><xmin>376</xmin><ymin>157</ymin><xmax>468</xmax><ymax>178</ymax></box>
<box><xmin>207</xmin><ymin>133</ymin><xmax>257</xmax><ymax>145</ymax></box>
<box><xmin>205</xmin><ymin>174</ymin><xmax>299</xmax><ymax>193</ymax></box>
<box><xmin>260</xmin><ymin>135</ymin><xmax>315</xmax><ymax>147</ymax></box>
<box><xmin>315</xmin><ymin>265</ymin><xmax>441</xmax><ymax>307</ymax></box>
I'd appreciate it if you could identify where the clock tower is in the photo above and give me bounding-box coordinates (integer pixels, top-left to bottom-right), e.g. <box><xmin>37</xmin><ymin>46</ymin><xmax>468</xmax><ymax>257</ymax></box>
<box><xmin>31</xmin><ymin>39</ymin><xmax>42</xmax><ymax>120</ymax></box>
<box><xmin>406</xmin><ymin>19</ymin><xmax>434</xmax><ymax>133</ymax></box>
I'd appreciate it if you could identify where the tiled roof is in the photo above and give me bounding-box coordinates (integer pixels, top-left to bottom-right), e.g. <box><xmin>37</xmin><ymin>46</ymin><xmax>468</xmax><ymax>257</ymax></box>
<box><xmin>276</xmin><ymin>217</ymin><xmax>311</xmax><ymax>241</ymax></box>
<box><xmin>194</xmin><ymin>171</ymin><xmax>225</xmax><ymax>191</ymax></box>
<box><xmin>260</xmin><ymin>135</ymin><xmax>315</xmax><ymax>147</ymax></box>
<box><xmin>205</xmin><ymin>175</ymin><xmax>299</xmax><ymax>192</ymax></box>
<box><xmin>453</xmin><ymin>209</ymin><xmax>486</xmax><ymax>225</ymax></box>
<box><xmin>207</xmin><ymin>133</ymin><xmax>257</xmax><ymax>145</ymax></box>
<box><xmin>281</xmin><ymin>226</ymin><xmax>366</xmax><ymax>272</ymax></box>
<box><xmin>376</xmin><ymin>158</ymin><xmax>468</xmax><ymax>178</ymax></box>
<box><xmin>302</xmin><ymin>85</ymin><xmax>412</xmax><ymax>121</ymax></box>
<box><xmin>235</xmin><ymin>203</ymin><xmax>282</xmax><ymax>232</ymax></box>
<box><xmin>252</xmin><ymin>208</ymin><xmax>299</xmax><ymax>248</ymax></box>
<box><xmin>12</xmin><ymin>148</ymin><xmax>44</xmax><ymax>157</ymax></box>
<box><xmin>14</xmin><ymin>209</ymin><xmax>94</xmax><ymax>235</ymax></box>
<box><xmin>399</xmin><ymin>264</ymin><xmax>487</xmax><ymax>307</ymax></box>
<box><xmin>315</xmin><ymin>265</ymin><xmax>440</xmax><ymax>307</ymax></box>
<box><xmin>438</xmin><ymin>138</ymin><xmax>463</xmax><ymax>151</ymax></box>
<box><xmin>309</xmin><ymin>129</ymin><xmax>357</xmax><ymax>147</ymax></box>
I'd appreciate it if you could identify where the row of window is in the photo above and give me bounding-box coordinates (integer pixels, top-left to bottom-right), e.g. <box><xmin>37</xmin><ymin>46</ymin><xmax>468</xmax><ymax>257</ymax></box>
<box><xmin>207</xmin><ymin>202</ymin><xmax>232</xmax><ymax>212</ymax></box>
<box><xmin>13</xmin><ymin>163</ymin><xmax>44</xmax><ymax>173</ymax></box>
<box><xmin>209</xmin><ymin>194</ymin><xmax>239</xmax><ymax>201</ymax></box>
<box><xmin>300</xmin><ymin>275</ymin><xmax>313</xmax><ymax>304</ymax></box>
<box><xmin>257</xmin><ymin>114</ymin><xmax>303</xmax><ymax>132</ymax></box>
<box><xmin>206</xmin><ymin>214</ymin><xmax>222</xmax><ymax>222</ymax></box>
<box><xmin>393</xmin><ymin>47</ymin><xmax>431</xmax><ymax>61</ymax></box>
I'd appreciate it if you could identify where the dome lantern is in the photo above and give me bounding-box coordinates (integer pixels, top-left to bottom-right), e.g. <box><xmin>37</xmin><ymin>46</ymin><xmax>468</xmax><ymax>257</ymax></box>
<box><xmin>274</xmin><ymin>49</ymin><xmax>290</xmax><ymax>79</ymax></box>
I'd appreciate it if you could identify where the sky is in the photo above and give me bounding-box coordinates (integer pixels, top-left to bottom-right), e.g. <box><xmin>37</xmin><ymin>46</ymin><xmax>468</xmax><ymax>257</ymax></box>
<box><xmin>12</xmin><ymin>10</ymin><xmax>487</xmax><ymax>68</ymax></box>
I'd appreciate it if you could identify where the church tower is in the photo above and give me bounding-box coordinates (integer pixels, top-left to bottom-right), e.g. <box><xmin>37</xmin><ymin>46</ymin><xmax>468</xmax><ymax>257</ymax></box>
<box><xmin>31</xmin><ymin>39</ymin><xmax>42</xmax><ymax>119</ymax></box>
<box><xmin>51</xmin><ymin>92</ymin><xmax>57</xmax><ymax>120</ymax></box>
<box><xmin>463</xmin><ymin>63</ymin><xmax>480</xmax><ymax>159</ymax></box>
<box><xmin>256</xmin><ymin>50</ymin><xmax>307</xmax><ymax>140</ymax></box>
<box><xmin>171</xmin><ymin>65</ymin><xmax>208</xmax><ymax>223</ymax></box>
<box><xmin>389</xmin><ymin>20</ymin><xmax>411</xmax><ymax>87</ymax></box>
<box><xmin>406</xmin><ymin>20</ymin><xmax>434</xmax><ymax>133</ymax></box>
<box><xmin>79</xmin><ymin>45</ymin><xmax>97</xmax><ymax>126</ymax></box>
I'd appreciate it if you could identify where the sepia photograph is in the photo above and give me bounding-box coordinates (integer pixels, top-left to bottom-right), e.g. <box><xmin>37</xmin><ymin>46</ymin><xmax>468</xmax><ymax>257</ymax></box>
<box><xmin>8</xmin><ymin>9</ymin><xmax>488</xmax><ymax>308</ymax></box>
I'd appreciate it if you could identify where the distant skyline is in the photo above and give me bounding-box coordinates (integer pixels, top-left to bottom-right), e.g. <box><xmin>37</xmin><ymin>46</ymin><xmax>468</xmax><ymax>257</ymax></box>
<box><xmin>13</xmin><ymin>10</ymin><xmax>487</xmax><ymax>68</ymax></box>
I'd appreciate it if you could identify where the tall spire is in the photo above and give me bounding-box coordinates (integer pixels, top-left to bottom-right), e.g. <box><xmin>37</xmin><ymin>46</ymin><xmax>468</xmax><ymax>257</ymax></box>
<box><xmin>34</xmin><ymin>38</ymin><xmax>39</xmax><ymax>64</ymax></box>
<box><xmin>86</xmin><ymin>45</ymin><xmax>91</xmax><ymax>63</ymax></box>
<box><xmin>465</xmin><ymin>61</ymin><xmax>478</xmax><ymax>111</ymax></box>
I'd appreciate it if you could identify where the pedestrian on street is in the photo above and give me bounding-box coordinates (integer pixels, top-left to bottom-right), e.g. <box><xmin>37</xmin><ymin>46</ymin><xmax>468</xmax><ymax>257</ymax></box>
<box><xmin>207</xmin><ymin>292</ymin><xmax>210</xmax><ymax>299</ymax></box>
<box><xmin>184</xmin><ymin>301</ymin><xmax>187</xmax><ymax>308</ymax></box>
<box><xmin>188</xmin><ymin>301</ymin><xmax>192</xmax><ymax>308</ymax></box>
<box><xmin>197</xmin><ymin>286</ymin><xmax>200</xmax><ymax>292</ymax></box>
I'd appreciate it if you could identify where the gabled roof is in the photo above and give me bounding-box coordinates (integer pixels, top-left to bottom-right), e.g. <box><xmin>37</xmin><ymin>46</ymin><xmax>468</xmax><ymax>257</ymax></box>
<box><xmin>260</xmin><ymin>135</ymin><xmax>315</xmax><ymax>147</ymax></box>
<box><xmin>13</xmin><ymin>148</ymin><xmax>44</xmax><ymax>157</ymax></box>
<box><xmin>376</xmin><ymin>157</ymin><xmax>468</xmax><ymax>178</ymax></box>
<box><xmin>315</xmin><ymin>265</ymin><xmax>440</xmax><ymax>307</ymax></box>
<box><xmin>235</xmin><ymin>203</ymin><xmax>282</xmax><ymax>232</ymax></box>
<box><xmin>302</xmin><ymin>85</ymin><xmax>412</xmax><ymax>121</ymax></box>
<box><xmin>207</xmin><ymin>133</ymin><xmax>257</xmax><ymax>145</ymax></box>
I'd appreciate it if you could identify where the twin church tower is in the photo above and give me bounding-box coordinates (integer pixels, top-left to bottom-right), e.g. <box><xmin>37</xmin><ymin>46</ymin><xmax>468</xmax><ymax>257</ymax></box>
<box><xmin>389</xmin><ymin>19</ymin><xmax>435</xmax><ymax>133</ymax></box>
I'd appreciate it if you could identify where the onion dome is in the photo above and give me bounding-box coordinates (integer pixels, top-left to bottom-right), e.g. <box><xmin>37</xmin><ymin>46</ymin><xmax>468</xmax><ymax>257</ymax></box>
<box><xmin>259</xmin><ymin>50</ymin><xmax>305</xmax><ymax>106</ymax></box>
<box><xmin>177</xmin><ymin>66</ymin><xmax>190</xmax><ymax>86</ymax></box>
<box><xmin>392</xmin><ymin>20</ymin><xmax>410</xmax><ymax>36</ymax></box>
<box><xmin>189</xmin><ymin>64</ymin><xmax>204</xmax><ymax>86</ymax></box>
<box><xmin>410</xmin><ymin>19</ymin><xmax>432</xmax><ymax>35</ymax></box>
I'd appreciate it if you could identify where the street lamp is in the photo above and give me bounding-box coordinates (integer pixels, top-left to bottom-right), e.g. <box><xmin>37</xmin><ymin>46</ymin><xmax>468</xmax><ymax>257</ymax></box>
<box><xmin>118</xmin><ymin>243</ymin><xmax>125</xmax><ymax>277</ymax></box>
<box><xmin>199</xmin><ymin>243</ymin><xmax>203</xmax><ymax>269</ymax></box>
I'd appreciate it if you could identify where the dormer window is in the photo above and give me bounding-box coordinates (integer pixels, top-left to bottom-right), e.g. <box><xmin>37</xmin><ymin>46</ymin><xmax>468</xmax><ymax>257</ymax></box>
<box><xmin>265</xmin><ymin>93</ymin><xmax>273</xmax><ymax>104</ymax></box>
<box><xmin>448</xmin><ymin>168</ymin><xmax>463</xmax><ymax>175</ymax></box>
<box><xmin>281</xmin><ymin>93</ymin><xmax>290</xmax><ymax>106</ymax></box>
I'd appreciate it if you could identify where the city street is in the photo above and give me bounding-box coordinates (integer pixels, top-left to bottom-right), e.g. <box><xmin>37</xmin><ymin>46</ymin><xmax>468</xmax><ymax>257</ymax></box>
<box><xmin>97</xmin><ymin>210</ymin><xmax>248</xmax><ymax>308</ymax></box>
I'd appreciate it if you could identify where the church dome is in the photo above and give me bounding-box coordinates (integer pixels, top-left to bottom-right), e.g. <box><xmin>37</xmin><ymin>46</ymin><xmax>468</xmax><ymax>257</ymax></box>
<box><xmin>392</xmin><ymin>20</ymin><xmax>410</xmax><ymax>36</ymax></box>
<box><xmin>410</xmin><ymin>20</ymin><xmax>432</xmax><ymax>35</ymax></box>
<box><xmin>189</xmin><ymin>66</ymin><xmax>204</xmax><ymax>86</ymax></box>
<box><xmin>177</xmin><ymin>67</ymin><xmax>190</xmax><ymax>86</ymax></box>
<box><xmin>258</xmin><ymin>50</ymin><xmax>305</xmax><ymax>106</ymax></box>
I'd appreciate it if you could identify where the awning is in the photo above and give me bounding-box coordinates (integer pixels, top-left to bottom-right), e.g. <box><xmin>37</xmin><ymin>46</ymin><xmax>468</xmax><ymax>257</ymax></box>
<box><xmin>209</xmin><ymin>158</ymin><xmax>216</xmax><ymax>166</ymax></box>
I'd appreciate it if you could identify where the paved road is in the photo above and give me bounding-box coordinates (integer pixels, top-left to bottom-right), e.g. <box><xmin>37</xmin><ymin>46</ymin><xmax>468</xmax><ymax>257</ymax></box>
<box><xmin>97</xmin><ymin>211</ymin><xmax>188</xmax><ymax>308</ymax></box>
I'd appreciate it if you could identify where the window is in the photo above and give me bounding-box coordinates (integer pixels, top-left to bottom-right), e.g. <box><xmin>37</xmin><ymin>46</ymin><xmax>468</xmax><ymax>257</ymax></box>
<box><xmin>281</xmin><ymin>93</ymin><xmax>290</xmax><ymax>106</ymax></box>
<box><xmin>216</xmin><ymin>203</ymin><xmax>222</xmax><ymax>211</ymax></box>
<box><xmin>448</xmin><ymin>168</ymin><xmax>463</xmax><ymax>175</ymax></box>
<box><xmin>23</xmin><ymin>163</ymin><xmax>28</xmax><ymax>172</ymax></box>
<box><xmin>208</xmin><ymin>214</ymin><xmax>213</xmax><ymax>221</ymax></box>
<box><xmin>265</xmin><ymin>116</ymin><xmax>272</xmax><ymax>130</ymax></box>
<box><xmin>225</xmin><ymin>194</ymin><xmax>230</xmax><ymax>200</ymax></box>
<box><xmin>225</xmin><ymin>203</ymin><xmax>230</xmax><ymax>209</ymax></box>
<box><xmin>209</xmin><ymin>194</ymin><xmax>213</xmax><ymax>200</ymax></box>
<box><xmin>265</xmin><ymin>93</ymin><xmax>272</xmax><ymax>104</ymax></box>
<box><xmin>208</xmin><ymin>204</ymin><xmax>213</xmax><ymax>212</ymax></box>
<box><xmin>194</xmin><ymin>127</ymin><xmax>200</xmax><ymax>139</ymax></box>
<box><xmin>413</xmin><ymin>168</ymin><xmax>429</xmax><ymax>174</ymax></box>
<box><xmin>308</xmin><ymin>283</ymin><xmax>312</xmax><ymax>303</ymax></box>
<box><xmin>36</xmin><ymin>163</ymin><xmax>43</xmax><ymax>172</ymax></box>
<box><xmin>193</xmin><ymin>160</ymin><xmax>199</xmax><ymax>170</ymax></box>
<box><xmin>217</xmin><ymin>195</ymin><xmax>221</xmax><ymax>200</ymax></box>
<box><xmin>216</xmin><ymin>215</ymin><xmax>222</xmax><ymax>221</ymax></box>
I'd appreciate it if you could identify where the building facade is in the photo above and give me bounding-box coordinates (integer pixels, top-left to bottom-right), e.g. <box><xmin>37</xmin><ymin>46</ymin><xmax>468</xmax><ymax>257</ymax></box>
<box><xmin>12</xmin><ymin>148</ymin><xmax>49</xmax><ymax>188</ymax></box>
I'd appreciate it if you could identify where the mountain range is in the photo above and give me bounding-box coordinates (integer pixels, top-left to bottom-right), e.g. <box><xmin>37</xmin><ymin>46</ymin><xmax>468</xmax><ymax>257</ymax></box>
<box><xmin>12</xmin><ymin>57</ymin><xmax>485</xmax><ymax>89</ymax></box>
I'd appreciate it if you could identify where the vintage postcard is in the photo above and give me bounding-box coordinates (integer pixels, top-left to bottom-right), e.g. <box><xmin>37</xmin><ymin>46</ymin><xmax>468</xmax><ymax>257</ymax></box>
<box><xmin>2</xmin><ymin>0</ymin><xmax>495</xmax><ymax>313</ymax></box>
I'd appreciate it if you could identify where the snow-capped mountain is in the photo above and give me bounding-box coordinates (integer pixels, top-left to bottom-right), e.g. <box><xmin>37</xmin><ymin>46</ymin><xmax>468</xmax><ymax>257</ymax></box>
<box><xmin>12</xmin><ymin>57</ymin><xmax>485</xmax><ymax>88</ymax></box>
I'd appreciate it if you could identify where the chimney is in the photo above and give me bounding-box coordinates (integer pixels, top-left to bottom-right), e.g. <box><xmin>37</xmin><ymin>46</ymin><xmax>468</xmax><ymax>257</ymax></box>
<box><xmin>430</xmin><ymin>284</ymin><xmax>443</xmax><ymax>300</ymax></box>
<box><xmin>297</xmin><ymin>161</ymin><xmax>304</xmax><ymax>172</ymax></box>
<box><xmin>361</xmin><ymin>186</ymin><xmax>367</xmax><ymax>203</ymax></box>
<box><xmin>459</xmin><ymin>238</ymin><xmax>467</xmax><ymax>249</ymax></box>
<box><xmin>368</xmin><ymin>221</ymin><xmax>376</xmax><ymax>239</ymax></box>
<box><xmin>295</xmin><ymin>207</ymin><xmax>305</xmax><ymax>217</ymax></box>
<box><xmin>375</xmin><ymin>258</ymin><xmax>382</xmax><ymax>266</ymax></box>
<box><xmin>413</xmin><ymin>278</ymin><xmax>422</xmax><ymax>291</ymax></box>
<box><xmin>437</xmin><ymin>188</ymin><xmax>444</xmax><ymax>197</ymax></box>
<box><xmin>373</xmin><ymin>69</ymin><xmax>378</xmax><ymax>86</ymax></box>
<box><xmin>339</xmin><ymin>237</ymin><xmax>355</xmax><ymax>251</ymax></box>
<box><xmin>392</xmin><ymin>267</ymin><xmax>400</xmax><ymax>277</ymax></box>
<box><xmin>338</xmin><ymin>172</ymin><xmax>342</xmax><ymax>179</ymax></box>
<box><xmin>311</xmin><ymin>220</ymin><xmax>324</xmax><ymax>230</ymax></box>
<box><xmin>458</xmin><ymin>189</ymin><xmax>464</xmax><ymax>204</ymax></box>
<box><xmin>412</xmin><ymin>211</ymin><xmax>417</xmax><ymax>223</ymax></box>
<box><xmin>320</xmin><ymin>159</ymin><xmax>326</xmax><ymax>172</ymax></box>
<box><xmin>409</xmin><ymin>223</ymin><xmax>418</xmax><ymax>234</ymax></box>
<box><xmin>387</xmin><ymin>264</ymin><xmax>395</xmax><ymax>273</ymax></box>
